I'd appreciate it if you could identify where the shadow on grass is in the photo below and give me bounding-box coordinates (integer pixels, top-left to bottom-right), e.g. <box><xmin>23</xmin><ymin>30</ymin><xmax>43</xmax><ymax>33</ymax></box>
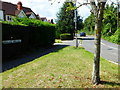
<box><xmin>2</xmin><ymin>45</ymin><xmax>69</xmax><ymax>72</ymax></box>
<box><xmin>100</xmin><ymin>81</ymin><xmax>120</xmax><ymax>86</ymax></box>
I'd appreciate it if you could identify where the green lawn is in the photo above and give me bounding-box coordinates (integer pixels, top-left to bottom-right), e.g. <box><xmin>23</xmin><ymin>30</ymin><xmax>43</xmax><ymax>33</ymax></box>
<box><xmin>0</xmin><ymin>46</ymin><xmax>119</xmax><ymax>88</ymax></box>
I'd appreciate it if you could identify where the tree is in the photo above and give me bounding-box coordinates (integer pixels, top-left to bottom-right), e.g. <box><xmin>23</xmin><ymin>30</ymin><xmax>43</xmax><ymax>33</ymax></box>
<box><xmin>83</xmin><ymin>13</ymin><xmax>95</xmax><ymax>33</ymax></box>
<box><xmin>56</xmin><ymin>1</ymin><xmax>75</xmax><ymax>38</ymax></box>
<box><xmin>56</xmin><ymin>1</ymin><xmax>83</xmax><ymax>38</ymax></box>
<box><xmin>83</xmin><ymin>3</ymin><xmax>118</xmax><ymax>38</ymax></box>
<box><xmin>49</xmin><ymin>0</ymin><xmax>107</xmax><ymax>85</ymax></box>
<box><xmin>51</xmin><ymin>19</ymin><xmax>54</xmax><ymax>24</ymax></box>
<box><xmin>103</xmin><ymin>3</ymin><xmax>117</xmax><ymax>35</ymax></box>
<box><xmin>77</xmin><ymin>15</ymin><xmax>84</xmax><ymax>30</ymax></box>
<box><xmin>89</xmin><ymin>0</ymin><xmax>107</xmax><ymax>84</ymax></box>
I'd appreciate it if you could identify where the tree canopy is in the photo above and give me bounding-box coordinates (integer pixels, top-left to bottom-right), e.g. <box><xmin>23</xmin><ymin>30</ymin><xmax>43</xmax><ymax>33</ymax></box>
<box><xmin>56</xmin><ymin>1</ymin><xmax>83</xmax><ymax>38</ymax></box>
<box><xmin>83</xmin><ymin>3</ymin><xmax>120</xmax><ymax>44</ymax></box>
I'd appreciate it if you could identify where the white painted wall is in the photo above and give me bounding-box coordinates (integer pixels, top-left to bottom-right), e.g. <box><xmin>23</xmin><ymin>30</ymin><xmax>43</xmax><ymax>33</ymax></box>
<box><xmin>29</xmin><ymin>13</ymin><xmax>36</xmax><ymax>19</ymax></box>
<box><xmin>43</xmin><ymin>19</ymin><xmax>47</xmax><ymax>22</ymax></box>
<box><xmin>18</xmin><ymin>10</ymin><xmax>26</xmax><ymax>18</ymax></box>
<box><xmin>0</xmin><ymin>10</ymin><xmax>4</xmax><ymax>21</ymax></box>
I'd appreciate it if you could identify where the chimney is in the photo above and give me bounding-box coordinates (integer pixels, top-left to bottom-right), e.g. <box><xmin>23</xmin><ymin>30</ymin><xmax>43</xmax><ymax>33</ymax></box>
<box><xmin>17</xmin><ymin>1</ymin><xmax>22</xmax><ymax>10</ymax></box>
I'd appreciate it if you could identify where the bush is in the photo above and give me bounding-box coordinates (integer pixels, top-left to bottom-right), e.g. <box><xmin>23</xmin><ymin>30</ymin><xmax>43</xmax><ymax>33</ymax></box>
<box><xmin>109</xmin><ymin>28</ymin><xmax>120</xmax><ymax>44</ymax></box>
<box><xmin>2</xmin><ymin>20</ymin><xmax>56</xmax><ymax>60</ymax></box>
<box><xmin>60</xmin><ymin>33</ymin><xmax>73</xmax><ymax>40</ymax></box>
<box><xmin>102</xmin><ymin>28</ymin><xmax>120</xmax><ymax>45</ymax></box>
<box><xmin>2</xmin><ymin>23</ymin><xmax>55</xmax><ymax>47</ymax></box>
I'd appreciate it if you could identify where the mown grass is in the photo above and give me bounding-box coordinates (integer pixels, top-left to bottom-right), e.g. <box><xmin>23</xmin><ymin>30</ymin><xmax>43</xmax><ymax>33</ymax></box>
<box><xmin>0</xmin><ymin>46</ymin><xmax>119</xmax><ymax>88</ymax></box>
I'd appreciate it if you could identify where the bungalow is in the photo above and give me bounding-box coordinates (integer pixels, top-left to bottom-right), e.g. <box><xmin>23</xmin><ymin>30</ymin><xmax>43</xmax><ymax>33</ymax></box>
<box><xmin>0</xmin><ymin>1</ymin><xmax>41</xmax><ymax>21</ymax></box>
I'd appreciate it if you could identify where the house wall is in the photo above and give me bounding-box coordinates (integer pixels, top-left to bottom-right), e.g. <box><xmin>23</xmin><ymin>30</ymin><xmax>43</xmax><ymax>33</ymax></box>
<box><xmin>0</xmin><ymin>10</ymin><xmax>4</xmax><ymax>21</ymax></box>
<box><xmin>43</xmin><ymin>19</ymin><xmax>47</xmax><ymax>22</ymax></box>
<box><xmin>5</xmin><ymin>15</ymin><xmax>13</xmax><ymax>21</ymax></box>
<box><xmin>29</xmin><ymin>13</ymin><xmax>36</xmax><ymax>19</ymax></box>
<box><xmin>17</xmin><ymin>10</ymin><xmax>26</xmax><ymax>18</ymax></box>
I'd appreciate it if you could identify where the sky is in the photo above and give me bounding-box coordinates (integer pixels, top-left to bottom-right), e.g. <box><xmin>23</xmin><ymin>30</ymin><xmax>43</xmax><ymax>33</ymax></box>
<box><xmin>2</xmin><ymin>0</ymin><xmax>119</xmax><ymax>21</ymax></box>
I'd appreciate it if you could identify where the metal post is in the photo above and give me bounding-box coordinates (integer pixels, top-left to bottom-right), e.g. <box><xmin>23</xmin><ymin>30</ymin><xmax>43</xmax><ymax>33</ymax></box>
<box><xmin>117</xmin><ymin>1</ymin><xmax>120</xmax><ymax>29</ymax></box>
<box><xmin>74</xmin><ymin>2</ymin><xmax>78</xmax><ymax>48</ymax></box>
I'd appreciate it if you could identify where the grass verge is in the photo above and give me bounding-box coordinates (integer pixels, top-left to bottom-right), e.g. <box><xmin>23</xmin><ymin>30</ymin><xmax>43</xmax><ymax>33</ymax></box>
<box><xmin>0</xmin><ymin>46</ymin><xmax>119</xmax><ymax>88</ymax></box>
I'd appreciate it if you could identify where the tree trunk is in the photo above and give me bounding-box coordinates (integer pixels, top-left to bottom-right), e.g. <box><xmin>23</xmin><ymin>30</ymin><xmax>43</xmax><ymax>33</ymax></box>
<box><xmin>92</xmin><ymin>2</ymin><xmax>106</xmax><ymax>85</ymax></box>
<box><xmin>92</xmin><ymin>19</ymin><xmax>102</xmax><ymax>84</ymax></box>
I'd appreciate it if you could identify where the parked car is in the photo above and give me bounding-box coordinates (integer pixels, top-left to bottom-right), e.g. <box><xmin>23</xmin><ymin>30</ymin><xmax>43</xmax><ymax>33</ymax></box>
<box><xmin>80</xmin><ymin>32</ymin><xmax>86</xmax><ymax>37</ymax></box>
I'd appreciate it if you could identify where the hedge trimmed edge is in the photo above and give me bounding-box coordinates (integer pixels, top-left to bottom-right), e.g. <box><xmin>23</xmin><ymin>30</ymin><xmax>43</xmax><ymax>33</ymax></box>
<box><xmin>60</xmin><ymin>33</ymin><xmax>73</xmax><ymax>40</ymax></box>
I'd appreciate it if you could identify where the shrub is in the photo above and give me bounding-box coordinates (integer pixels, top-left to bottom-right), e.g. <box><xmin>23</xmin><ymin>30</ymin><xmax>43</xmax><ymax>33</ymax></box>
<box><xmin>2</xmin><ymin>20</ymin><xmax>56</xmax><ymax>60</ymax></box>
<box><xmin>60</xmin><ymin>33</ymin><xmax>73</xmax><ymax>40</ymax></box>
<box><xmin>102</xmin><ymin>28</ymin><xmax>120</xmax><ymax>45</ymax></box>
<box><xmin>2</xmin><ymin>23</ymin><xmax>55</xmax><ymax>47</ymax></box>
<box><xmin>109</xmin><ymin>28</ymin><xmax>120</xmax><ymax>44</ymax></box>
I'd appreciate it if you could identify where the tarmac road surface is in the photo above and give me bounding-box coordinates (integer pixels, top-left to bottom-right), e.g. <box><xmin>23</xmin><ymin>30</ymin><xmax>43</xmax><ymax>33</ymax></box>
<box><xmin>60</xmin><ymin>35</ymin><xmax>119</xmax><ymax>64</ymax></box>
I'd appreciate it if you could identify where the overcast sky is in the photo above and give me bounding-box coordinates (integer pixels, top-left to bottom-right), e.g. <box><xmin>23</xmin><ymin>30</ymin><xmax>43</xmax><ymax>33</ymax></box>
<box><xmin>2</xmin><ymin>0</ymin><xmax>119</xmax><ymax>21</ymax></box>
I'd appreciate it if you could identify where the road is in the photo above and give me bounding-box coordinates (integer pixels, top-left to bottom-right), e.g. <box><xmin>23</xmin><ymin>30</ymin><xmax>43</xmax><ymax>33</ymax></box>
<box><xmin>58</xmin><ymin>35</ymin><xmax>119</xmax><ymax>64</ymax></box>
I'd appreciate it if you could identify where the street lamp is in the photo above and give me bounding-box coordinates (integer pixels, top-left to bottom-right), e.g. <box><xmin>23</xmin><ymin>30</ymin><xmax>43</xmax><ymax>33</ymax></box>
<box><xmin>49</xmin><ymin>0</ymin><xmax>78</xmax><ymax>47</ymax></box>
<box><xmin>98</xmin><ymin>0</ymin><xmax>107</xmax><ymax>2</ymax></box>
<box><xmin>117</xmin><ymin>1</ymin><xmax>120</xmax><ymax>28</ymax></box>
<box><xmin>74</xmin><ymin>0</ymin><xmax>78</xmax><ymax>48</ymax></box>
<box><xmin>66</xmin><ymin>0</ymin><xmax>78</xmax><ymax>48</ymax></box>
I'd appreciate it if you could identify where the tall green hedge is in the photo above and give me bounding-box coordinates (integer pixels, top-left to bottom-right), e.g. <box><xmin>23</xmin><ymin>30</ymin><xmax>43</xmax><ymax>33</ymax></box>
<box><xmin>2</xmin><ymin>23</ymin><xmax>55</xmax><ymax>47</ymax></box>
<box><xmin>2</xmin><ymin>19</ymin><xmax>56</xmax><ymax>60</ymax></box>
<box><xmin>60</xmin><ymin>33</ymin><xmax>73</xmax><ymax>40</ymax></box>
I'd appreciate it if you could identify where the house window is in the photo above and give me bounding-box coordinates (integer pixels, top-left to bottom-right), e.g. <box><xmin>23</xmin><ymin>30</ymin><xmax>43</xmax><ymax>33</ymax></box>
<box><xmin>6</xmin><ymin>15</ymin><xmax>12</xmax><ymax>21</ymax></box>
<box><xmin>7</xmin><ymin>16</ymin><xmax>10</xmax><ymax>20</ymax></box>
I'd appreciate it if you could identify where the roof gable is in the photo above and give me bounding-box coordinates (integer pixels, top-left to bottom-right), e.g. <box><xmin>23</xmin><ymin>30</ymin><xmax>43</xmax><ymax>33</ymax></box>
<box><xmin>29</xmin><ymin>13</ymin><xmax>36</xmax><ymax>19</ymax></box>
<box><xmin>1</xmin><ymin>1</ymin><xmax>36</xmax><ymax>17</ymax></box>
<box><xmin>17</xmin><ymin>10</ymin><xmax>26</xmax><ymax>18</ymax></box>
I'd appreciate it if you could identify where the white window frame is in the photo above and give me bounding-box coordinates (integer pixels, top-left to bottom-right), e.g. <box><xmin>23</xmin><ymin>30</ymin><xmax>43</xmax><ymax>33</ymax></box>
<box><xmin>6</xmin><ymin>15</ymin><xmax>12</xmax><ymax>21</ymax></box>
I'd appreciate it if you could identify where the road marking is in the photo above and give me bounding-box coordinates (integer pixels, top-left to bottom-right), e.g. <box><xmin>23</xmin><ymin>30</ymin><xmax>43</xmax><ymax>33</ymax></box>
<box><xmin>108</xmin><ymin>60</ymin><xmax>119</xmax><ymax>65</ymax></box>
<box><xmin>101</xmin><ymin>42</ymin><xmax>118</xmax><ymax>50</ymax></box>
